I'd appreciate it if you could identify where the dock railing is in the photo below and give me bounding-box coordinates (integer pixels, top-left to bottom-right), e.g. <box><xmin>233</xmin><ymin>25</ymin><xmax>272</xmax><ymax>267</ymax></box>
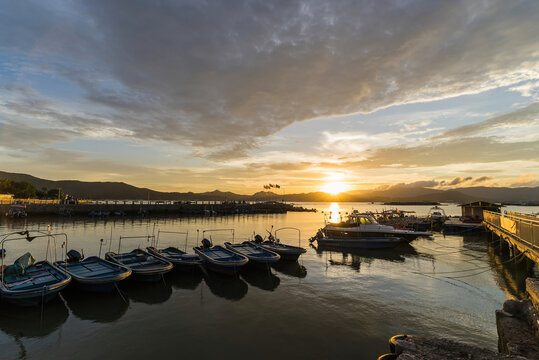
<box><xmin>483</xmin><ymin>210</ymin><xmax>539</xmax><ymax>252</ymax></box>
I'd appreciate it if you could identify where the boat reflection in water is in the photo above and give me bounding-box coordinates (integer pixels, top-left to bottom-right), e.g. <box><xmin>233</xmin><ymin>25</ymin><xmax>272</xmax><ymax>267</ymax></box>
<box><xmin>272</xmin><ymin>261</ymin><xmax>307</xmax><ymax>279</ymax></box>
<box><xmin>0</xmin><ymin>296</ymin><xmax>68</xmax><ymax>338</ymax></box>
<box><xmin>240</xmin><ymin>269</ymin><xmax>280</xmax><ymax>291</ymax></box>
<box><xmin>169</xmin><ymin>271</ymin><xmax>204</xmax><ymax>291</ymax></box>
<box><xmin>312</xmin><ymin>243</ymin><xmax>418</xmax><ymax>271</ymax></box>
<box><xmin>120</xmin><ymin>279</ymin><xmax>172</xmax><ymax>305</ymax></box>
<box><xmin>202</xmin><ymin>271</ymin><xmax>248</xmax><ymax>301</ymax></box>
<box><xmin>62</xmin><ymin>287</ymin><xmax>129</xmax><ymax>323</ymax></box>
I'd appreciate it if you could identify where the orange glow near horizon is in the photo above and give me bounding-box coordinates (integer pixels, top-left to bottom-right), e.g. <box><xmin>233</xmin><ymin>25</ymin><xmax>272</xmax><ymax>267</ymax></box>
<box><xmin>321</xmin><ymin>182</ymin><xmax>349</xmax><ymax>194</ymax></box>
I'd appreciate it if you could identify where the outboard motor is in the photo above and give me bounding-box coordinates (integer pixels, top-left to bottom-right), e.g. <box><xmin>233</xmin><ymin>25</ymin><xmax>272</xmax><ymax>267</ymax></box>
<box><xmin>201</xmin><ymin>238</ymin><xmax>213</xmax><ymax>249</ymax></box>
<box><xmin>66</xmin><ymin>249</ymin><xmax>83</xmax><ymax>263</ymax></box>
<box><xmin>254</xmin><ymin>234</ymin><xmax>264</xmax><ymax>243</ymax></box>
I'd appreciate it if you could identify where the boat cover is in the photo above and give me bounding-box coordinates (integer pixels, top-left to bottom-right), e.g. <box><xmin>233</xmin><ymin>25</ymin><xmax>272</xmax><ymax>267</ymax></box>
<box><xmin>4</xmin><ymin>252</ymin><xmax>36</xmax><ymax>282</ymax></box>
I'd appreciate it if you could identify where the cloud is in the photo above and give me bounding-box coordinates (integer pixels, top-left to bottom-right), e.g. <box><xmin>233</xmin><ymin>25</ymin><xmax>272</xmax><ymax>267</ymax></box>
<box><xmin>386</xmin><ymin>180</ymin><xmax>439</xmax><ymax>189</ymax></box>
<box><xmin>350</xmin><ymin>137</ymin><xmax>539</xmax><ymax>169</ymax></box>
<box><xmin>509</xmin><ymin>81</ymin><xmax>539</xmax><ymax>100</ymax></box>
<box><xmin>507</xmin><ymin>173</ymin><xmax>539</xmax><ymax>187</ymax></box>
<box><xmin>1</xmin><ymin>0</ymin><xmax>539</xmax><ymax>159</ymax></box>
<box><xmin>432</xmin><ymin>102</ymin><xmax>539</xmax><ymax>140</ymax></box>
<box><xmin>447</xmin><ymin>176</ymin><xmax>473</xmax><ymax>185</ymax></box>
<box><xmin>469</xmin><ymin>175</ymin><xmax>492</xmax><ymax>185</ymax></box>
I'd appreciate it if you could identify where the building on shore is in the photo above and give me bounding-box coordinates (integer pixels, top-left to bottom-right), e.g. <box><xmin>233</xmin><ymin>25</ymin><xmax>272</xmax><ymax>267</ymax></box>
<box><xmin>459</xmin><ymin>201</ymin><xmax>502</xmax><ymax>221</ymax></box>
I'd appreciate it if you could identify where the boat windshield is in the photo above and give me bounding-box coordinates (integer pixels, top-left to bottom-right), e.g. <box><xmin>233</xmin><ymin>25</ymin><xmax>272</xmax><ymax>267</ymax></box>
<box><xmin>348</xmin><ymin>214</ymin><xmax>378</xmax><ymax>225</ymax></box>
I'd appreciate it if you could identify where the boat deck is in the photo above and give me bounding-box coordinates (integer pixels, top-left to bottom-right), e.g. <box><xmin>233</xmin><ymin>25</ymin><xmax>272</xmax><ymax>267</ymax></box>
<box><xmin>4</xmin><ymin>264</ymin><xmax>64</xmax><ymax>291</ymax></box>
<box><xmin>227</xmin><ymin>243</ymin><xmax>273</xmax><ymax>258</ymax></box>
<box><xmin>196</xmin><ymin>246</ymin><xmax>246</xmax><ymax>262</ymax></box>
<box><xmin>113</xmin><ymin>252</ymin><xmax>167</xmax><ymax>270</ymax></box>
<box><xmin>57</xmin><ymin>258</ymin><xmax>126</xmax><ymax>279</ymax></box>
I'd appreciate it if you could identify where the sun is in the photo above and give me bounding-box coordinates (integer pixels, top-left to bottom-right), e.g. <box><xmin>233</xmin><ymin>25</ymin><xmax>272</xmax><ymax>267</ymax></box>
<box><xmin>322</xmin><ymin>182</ymin><xmax>348</xmax><ymax>195</ymax></box>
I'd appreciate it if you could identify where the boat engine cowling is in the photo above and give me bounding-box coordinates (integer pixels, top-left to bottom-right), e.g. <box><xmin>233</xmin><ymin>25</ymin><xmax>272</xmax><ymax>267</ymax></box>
<box><xmin>254</xmin><ymin>234</ymin><xmax>263</xmax><ymax>243</ymax></box>
<box><xmin>201</xmin><ymin>238</ymin><xmax>213</xmax><ymax>249</ymax></box>
<box><xmin>67</xmin><ymin>249</ymin><xmax>83</xmax><ymax>263</ymax></box>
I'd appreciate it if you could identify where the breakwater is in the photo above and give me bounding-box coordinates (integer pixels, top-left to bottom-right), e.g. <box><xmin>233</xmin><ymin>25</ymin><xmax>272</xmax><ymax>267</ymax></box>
<box><xmin>1</xmin><ymin>201</ymin><xmax>315</xmax><ymax>216</ymax></box>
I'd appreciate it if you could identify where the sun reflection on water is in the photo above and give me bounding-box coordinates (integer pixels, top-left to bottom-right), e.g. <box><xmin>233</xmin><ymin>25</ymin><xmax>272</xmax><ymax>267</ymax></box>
<box><xmin>328</xmin><ymin>202</ymin><xmax>341</xmax><ymax>223</ymax></box>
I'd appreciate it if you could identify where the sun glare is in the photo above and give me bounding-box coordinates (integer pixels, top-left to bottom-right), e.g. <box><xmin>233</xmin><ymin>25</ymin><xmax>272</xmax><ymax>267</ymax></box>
<box><xmin>327</xmin><ymin>202</ymin><xmax>341</xmax><ymax>223</ymax></box>
<box><xmin>322</xmin><ymin>182</ymin><xmax>348</xmax><ymax>195</ymax></box>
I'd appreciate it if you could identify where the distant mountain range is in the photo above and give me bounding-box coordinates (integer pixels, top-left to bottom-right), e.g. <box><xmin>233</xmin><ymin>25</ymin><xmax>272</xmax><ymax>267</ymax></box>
<box><xmin>1</xmin><ymin>171</ymin><xmax>538</xmax><ymax>204</ymax></box>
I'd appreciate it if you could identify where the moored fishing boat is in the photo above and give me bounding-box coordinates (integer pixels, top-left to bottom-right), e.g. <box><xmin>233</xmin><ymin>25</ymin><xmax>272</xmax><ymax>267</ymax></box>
<box><xmin>105</xmin><ymin>235</ymin><xmax>173</xmax><ymax>282</ymax></box>
<box><xmin>224</xmin><ymin>241</ymin><xmax>280</xmax><ymax>268</ymax></box>
<box><xmin>147</xmin><ymin>230</ymin><xmax>202</xmax><ymax>272</ymax></box>
<box><xmin>194</xmin><ymin>239</ymin><xmax>248</xmax><ymax>276</ymax></box>
<box><xmin>54</xmin><ymin>250</ymin><xmax>131</xmax><ymax>292</ymax></box>
<box><xmin>0</xmin><ymin>231</ymin><xmax>71</xmax><ymax>307</ymax></box>
<box><xmin>254</xmin><ymin>227</ymin><xmax>306</xmax><ymax>261</ymax></box>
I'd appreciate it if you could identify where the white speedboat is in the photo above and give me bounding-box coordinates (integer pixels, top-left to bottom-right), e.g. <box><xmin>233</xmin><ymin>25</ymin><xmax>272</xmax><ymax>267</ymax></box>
<box><xmin>311</xmin><ymin>211</ymin><xmax>432</xmax><ymax>249</ymax></box>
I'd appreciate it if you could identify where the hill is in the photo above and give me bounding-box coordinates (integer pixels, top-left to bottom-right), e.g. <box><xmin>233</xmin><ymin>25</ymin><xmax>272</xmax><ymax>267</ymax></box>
<box><xmin>0</xmin><ymin>171</ymin><xmax>538</xmax><ymax>203</ymax></box>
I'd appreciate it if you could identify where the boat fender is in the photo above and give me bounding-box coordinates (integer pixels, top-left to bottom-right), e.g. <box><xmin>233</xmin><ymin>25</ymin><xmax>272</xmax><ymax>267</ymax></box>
<box><xmin>254</xmin><ymin>234</ymin><xmax>264</xmax><ymax>243</ymax></box>
<box><xmin>67</xmin><ymin>249</ymin><xmax>83</xmax><ymax>263</ymax></box>
<box><xmin>201</xmin><ymin>238</ymin><xmax>213</xmax><ymax>249</ymax></box>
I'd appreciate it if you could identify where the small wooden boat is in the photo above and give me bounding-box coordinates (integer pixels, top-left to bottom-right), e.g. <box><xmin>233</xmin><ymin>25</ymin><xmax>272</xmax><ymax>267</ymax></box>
<box><xmin>253</xmin><ymin>227</ymin><xmax>306</xmax><ymax>261</ymax></box>
<box><xmin>0</xmin><ymin>231</ymin><xmax>71</xmax><ymax>307</ymax></box>
<box><xmin>225</xmin><ymin>241</ymin><xmax>280</xmax><ymax>268</ymax></box>
<box><xmin>147</xmin><ymin>247</ymin><xmax>202</xmax><ymax>271</ymax></box>
<box><xmin>105</xmin><ymin>249</ymin><xmax>173</xmax><ymax>282</ymax></box>
<box><xmin>1</xmin><ymin>260</ymin><xmax>71</xmax><ymax>306</ymax></box>
<box><xmin>105</xmin><ymin>235</ymin><xmax>173</xmax><ymax>282</ymax></box>
<box><xmin>146</xmin><ymin>230</ymin><xmax>202</xmax><ymax>272</ymax></box>
<box><xmin>54</xmin><ymin>250</ymin><xmax>131</xmax><ymax>292</ymax></box>
<box><xmin>194</xmin><ymin>239</ymin><xmax>248</xmax><ymax>276</ymax></box>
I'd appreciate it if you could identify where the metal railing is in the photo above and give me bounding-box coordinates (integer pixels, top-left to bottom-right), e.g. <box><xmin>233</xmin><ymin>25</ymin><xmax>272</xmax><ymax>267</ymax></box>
<box><xmin>483</xmin><ymin>210</ymin><xmax>539</xmax><ymax>250</ymax></box>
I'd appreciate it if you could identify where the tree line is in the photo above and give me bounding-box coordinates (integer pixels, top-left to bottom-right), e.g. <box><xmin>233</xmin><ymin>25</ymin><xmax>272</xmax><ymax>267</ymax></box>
<box><xmin>0</xmin><ymin>179</ymin><xmax>64</xmax><ymax>199</ymax></box>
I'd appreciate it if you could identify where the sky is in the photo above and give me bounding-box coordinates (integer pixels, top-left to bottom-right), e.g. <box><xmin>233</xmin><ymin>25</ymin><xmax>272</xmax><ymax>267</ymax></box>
<box><xmin>0</xmin><ymin>0</ymin><xmax>538</xmax><ymax>194</ymax></box>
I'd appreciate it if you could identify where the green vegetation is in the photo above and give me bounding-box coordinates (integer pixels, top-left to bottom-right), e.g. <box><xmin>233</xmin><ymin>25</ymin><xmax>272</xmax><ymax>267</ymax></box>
<box><xmin>0</xmin><ymin>179</ymin><xmax>64</xmax><ymax>199</ymax></box>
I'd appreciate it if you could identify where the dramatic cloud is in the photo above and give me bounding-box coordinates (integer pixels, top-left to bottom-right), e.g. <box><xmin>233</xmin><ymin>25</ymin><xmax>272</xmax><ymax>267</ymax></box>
<box><xmin>1</xmin><ymin>0</ymin><xmax>539</xmax><ymax>159</ymax></box>
<box><xmin>349</xmin><ymin>137</ymin><xmax>539</xmax><ymax>169</ymax></box>
<box><xmin>432</xmin><ymin>102</ymin><xmax>539</xmax><ymax>140</ymax></box>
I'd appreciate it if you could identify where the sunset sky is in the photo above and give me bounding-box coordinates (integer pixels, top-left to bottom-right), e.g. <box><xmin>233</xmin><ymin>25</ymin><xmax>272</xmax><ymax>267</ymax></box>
<box><xmin>1</xmin><ymin>0</ymin><xmax>538</xmax><ymax>194</ymax></box>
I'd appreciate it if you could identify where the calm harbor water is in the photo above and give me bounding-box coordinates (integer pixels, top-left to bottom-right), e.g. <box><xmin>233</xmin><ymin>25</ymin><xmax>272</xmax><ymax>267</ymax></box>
<box><xmin>0</xmin><ymin>202</ymin><xmax>537</xmax><ymax>360</ymax></box>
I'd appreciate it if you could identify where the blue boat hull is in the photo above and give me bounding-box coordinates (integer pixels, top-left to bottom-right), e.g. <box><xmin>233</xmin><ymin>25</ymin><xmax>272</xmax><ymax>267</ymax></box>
<box><xmin>0</xmin><ymin>261</ymin><xmax>71</xmax><ymax>307</ymax></box>
<box><xmin>203</xmin><ymin>260</ymin><xmax>243</xmax><ymax>276</ymax></box>
<box><xmin>105</xmin><ymin>250</ymin><xmax>173</xmax><ymax>283</ymax></box>
<box><xmin>194</xmin><ymin>245</ymin><xmax>248</xmax><ymax>276</ymax></box>
<box><xmin>1</xmin><ymin>281</ymin><xmax>70</xmax><ymax>307</ymax></box>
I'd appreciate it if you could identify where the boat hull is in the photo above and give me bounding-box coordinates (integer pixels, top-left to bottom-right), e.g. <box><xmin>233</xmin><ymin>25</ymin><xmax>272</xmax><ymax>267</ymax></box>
<box><xmin>147</xmin><ymin>247</ymin><xmax>202</xmax><ymax>272</ymax></box>
<box><xmin>194</xmin><ymin>245</ymin><xmax>248</xmax><ymax>276</ymax></box>
<box><xmin>55</xmin><ymin>257</ymin><xmax>132</xmax><ymax>293</ymax></box>
<box><xmin>203</xmin><ymin>260</ymin><xmax>244</xmax><ymax>276</ymax></box>
<box><xmin>0</xmin><ymin>262</ymin><xmax>71</xmax><ymax>307</ymax></box>
<box><xmin>105</xmin><ymin>250</ymin><xmax>173</xmax><ymax>283</ymax></box>
<box><xmin>258</xmin><ymin>243</ymin><xmax>306</xmax><ymax>261</ymax></box>
<box><xmin>225</xmin><ymin>242</ymin><xmax>280</xmax><ymax>269</ymax></box>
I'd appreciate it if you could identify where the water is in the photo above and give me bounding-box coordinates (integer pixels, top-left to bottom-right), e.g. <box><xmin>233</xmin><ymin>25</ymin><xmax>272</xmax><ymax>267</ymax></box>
<box><xmin>0</xmin><ymin>202</ymin><xmax>537</xmax><ymax>360</ymax></box>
